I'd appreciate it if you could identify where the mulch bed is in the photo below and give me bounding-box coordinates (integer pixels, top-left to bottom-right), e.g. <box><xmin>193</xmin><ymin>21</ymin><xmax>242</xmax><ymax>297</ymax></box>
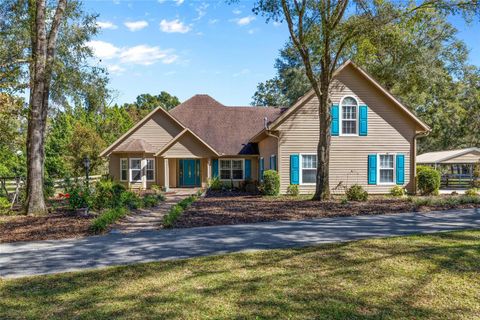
<box><xmin>0</xmin><ymin>210</ymin><xmax>95</xmax><ymax>243</ymax></box>
<box><xmin>174</xmin><ymin>192</ymin><xmax>480</xmax><ymax>228</ymax></box>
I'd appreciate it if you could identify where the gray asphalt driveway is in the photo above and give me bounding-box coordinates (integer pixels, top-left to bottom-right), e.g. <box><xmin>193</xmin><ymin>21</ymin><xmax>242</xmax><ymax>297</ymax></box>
<box><xmin>1</xmin><ymin>208</ymin><xmax>480</xmax><ymax>278</ymax></box>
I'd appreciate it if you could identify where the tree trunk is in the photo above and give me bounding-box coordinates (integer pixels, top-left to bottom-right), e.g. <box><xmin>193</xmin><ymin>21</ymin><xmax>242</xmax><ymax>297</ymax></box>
<box><xmin>313</xmin><ymin>74</ymin><xmax>331</xmax><ymax>200</ymax></box>
<box><xmin>26</xmin><ymin>0</ymin><xmax>47</xmax><ymax>215</ymax></box>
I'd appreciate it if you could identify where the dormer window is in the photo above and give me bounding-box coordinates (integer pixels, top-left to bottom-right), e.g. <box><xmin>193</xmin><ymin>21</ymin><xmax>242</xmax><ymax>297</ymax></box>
<box><xmin>340</xmin><ymin>96</ymin><xmax>358</xmax><ymax>135</ymax></box>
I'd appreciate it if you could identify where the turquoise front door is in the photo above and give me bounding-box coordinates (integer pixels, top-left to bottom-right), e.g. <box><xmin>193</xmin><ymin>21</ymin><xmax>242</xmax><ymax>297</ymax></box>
<box><xmin>180</xmin><ymin>159</ymin><xmax>200</xmax><ymax>187</ymax></box>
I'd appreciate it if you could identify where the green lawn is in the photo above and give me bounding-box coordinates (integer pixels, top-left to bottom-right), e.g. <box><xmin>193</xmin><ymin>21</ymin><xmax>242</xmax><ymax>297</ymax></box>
<box><xmin>1</xmin><ymin>231</ymin><xmax>480</xmax><ymax>319</ymax></box>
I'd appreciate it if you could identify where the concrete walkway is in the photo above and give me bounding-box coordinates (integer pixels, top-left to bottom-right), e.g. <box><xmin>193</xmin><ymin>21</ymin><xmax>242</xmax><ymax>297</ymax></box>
<box><xmin>112</xmin><ymin>188</ymin><xmax>200</xmax><ymax>233</ymax></box>
<box><xmin>1</xmin><ymin>208</ymin><xmax>480</xmax><ymax>279</ymax></box>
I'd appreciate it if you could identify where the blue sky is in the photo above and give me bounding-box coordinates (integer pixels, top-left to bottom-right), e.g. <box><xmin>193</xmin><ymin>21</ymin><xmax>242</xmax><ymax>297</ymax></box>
<box><xmin>84</xmin><ymin>0</ymin><xmax>480</xmax><ymax>106</ymax></box>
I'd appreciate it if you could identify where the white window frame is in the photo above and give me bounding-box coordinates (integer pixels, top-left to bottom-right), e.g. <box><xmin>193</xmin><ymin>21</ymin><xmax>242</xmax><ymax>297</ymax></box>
<box><xmin>377</xmin><ymin>153</ymin><xmax>396</xmax><ymax>185</ymax></box>
<box><xmin>299</xmin><ymin>153</ymin><xmax>317</xmax><ymax>185</ymax></box>
<box><xmin>129</xmin><ymin>158</ymin><xmax>142</xmax><ymax>182</ymax></box>
<box><xmin>146</xmin><ymin>158</ymin><xmax>155</xmax><ymax>182</ymax></box>
<box><xmin>120</xmin><ymin>158</ymin><xmax>128</xmax><ymax>181</ymax></box>
<box><xmin>339</xmin><ymin>95</ymin><xmax>359</xmax><ymax>136</ymax></box>
<box><xmin>219</xmin><ymin>158</ymin><xmax>245</xmax><ymax>181</ymax></box>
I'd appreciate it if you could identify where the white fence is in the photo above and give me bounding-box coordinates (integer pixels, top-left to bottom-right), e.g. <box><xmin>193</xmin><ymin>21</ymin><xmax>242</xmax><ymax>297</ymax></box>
<box><xmin>1</xmin><ymin>175</ymin><xmax>103</xmax><ymax>194</ymax></box>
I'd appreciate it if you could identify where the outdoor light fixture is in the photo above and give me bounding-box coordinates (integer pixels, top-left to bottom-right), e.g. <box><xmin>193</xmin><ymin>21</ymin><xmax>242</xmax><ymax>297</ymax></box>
<box><xmin>83</xmin><ymin>156</ymin><xmax>90</xmax><ymax>186</ymax></box>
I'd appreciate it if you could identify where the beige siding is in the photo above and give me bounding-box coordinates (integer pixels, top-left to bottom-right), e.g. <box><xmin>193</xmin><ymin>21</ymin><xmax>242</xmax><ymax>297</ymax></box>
<box><xmin>161</xmin><ymin>132</ymin><xmax>217</xmax><ymax>158</ymax></box>
<box><xmin>277</xmin><ymin>64</ymin><xmax>417</xmax><ymax>194</ymax></box>
<box><xmin>259</xmin><ymin>136</ymin><xmax>278</xmax><ymax>170</ymax></box>
<box><xmin>442</xmin><ymin>151</ymin><xmax>480</xmax><ymax>164</ymax></box>
<box><xmin>113</xmin><ymin>112</ymin><xmax>182</xmax><ymax>152</ymax></box>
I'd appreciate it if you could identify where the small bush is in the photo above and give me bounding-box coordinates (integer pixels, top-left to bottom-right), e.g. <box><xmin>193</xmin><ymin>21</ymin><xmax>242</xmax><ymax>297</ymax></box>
<box><xmin>417</xmin><ymin>166</ymin><xmax>441</xmax><ymax>196</ymax></box>
<box><xmin>465</xmin><ymin>188</ymin><xmax>479</xmax><ymax>196</ymax></box>
<box><xmin>346</xmin><ymin>184</ymin><xmax>368</xmax><ymax>202</ymax></box>
<box><xmin>90</xmin><ymin>207</ymin><xmax>128</xmax><ymax>233</ymax></box>
<box><xmin>260</xmin><ymin>170</ymin><xmax>280</xmax><ymax>196</ymax></box>
<box><xmin>66</xmin><ymin>184</ymin><xmax>93</xmax><ymax>210</ymax></box>
<box><xmin>390</xmin><ymin>186</ymin><xmax>406</xmax><ymax>197</ymax></box>
<box><xmin>120</xmin><ymin>191</ymin><xmax>143</xmax><ymax>210</ymax></box>
<box><xmin>94</xmin><ymin>179</ymin><xmax>126</xmax><ymax>209</ymax></box>
<box><xmin>287</xmin><ymin>184</ymin><xmax>299</xmax><ymax>196</ymax></box>
<box><xmin>142</xmin><ymin>194</ymin><xmax>160</xmax><ymax>208</ymax></box>
<box><xmin>163</xmin><ymin>195</ymin><xmax>198</xmax><ymax>228</ymax></box>
<box><xmin>340</xmin><ymin>197</ymin><xmax>348</xmax><ymax>205</ymax></box>
<box><xmin>208</xmin><ymin>177</ymin><xmax>222</xmax><ymax>190</ymax></box>
<box><xmin>0</xmin><ymin>197</ymin><xmax>11</xmax><ymax>215</ymax></box>
<box><xmin>151</xmin><ymin>184</ymin><xmax>162</xmax><ymax>194</ymax></box>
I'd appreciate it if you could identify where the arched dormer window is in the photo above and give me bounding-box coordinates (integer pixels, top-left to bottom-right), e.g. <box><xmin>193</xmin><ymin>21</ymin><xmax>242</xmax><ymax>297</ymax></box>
<box><xmin>340</xmin><ymin>96</ymin><xmax>359</xmax><ymax>135</ymax></box>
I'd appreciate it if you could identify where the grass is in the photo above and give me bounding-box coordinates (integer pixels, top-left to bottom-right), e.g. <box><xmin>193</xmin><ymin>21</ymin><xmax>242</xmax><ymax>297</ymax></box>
<box><xmin>1</xmin><ymin>230</ymin><xmax>479</xmax><ymax>319</ymax></box>
<box><xmin>163</xmin><ymin>194</ymin><xmax>199</xmax><ymax>228</ymax></box>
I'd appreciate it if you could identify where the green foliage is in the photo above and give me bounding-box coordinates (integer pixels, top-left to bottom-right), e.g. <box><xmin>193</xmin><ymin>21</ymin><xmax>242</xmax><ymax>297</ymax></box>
<box><xmin>142</xmin><ymin>194</ymin><xmax>162</xmax><ymax>208</ymax></box>
<box><xmin>0</xmin><ymin>197</ymin><xmax>11</xmax><ymax>215</ymax></box>
<box><xmin>208</xmin><ymin>177</ymin><xmax>223</xmax><ymax>191</ymax></box>
<box><xmin>410</xmin><ymin>195</ymin><xmax>480</xmax><ymax>208</ymax></box>
<box><xmin>390</xmin><ymin>186</ymin><xmax>406</xmax><ymax>197</ymax></box>
<box><xmin>119</xmin><ymin>191</ymin><xmax>143</xmax><ymax>210</ymax></box>
<box><xmin>465</xmin><ymin>188</ymin><xmax>479</xmax><ymax>196</ymax></box>
<box><xmin>163</xmin><ymin>195</ymin><xmax>198</xmax><ymax>228</ymax></box>
<box><xmin>260</xmin><ymin>170</ymin><xmax>280</xmax><ymax>196</ymax></box>
<box><xmin>340</xmin><ymin>197</ymin><xmax>348</xmax><ymax>205</ymax></box>
<box><xmin>286</xmin><ymin>184</ymin><xmax>299</xmax><ymax>196</ymax></box>
<box><xmin>417</xmin><ymin>166</ymin><xmax>441</xmax><ymax>196</ymax></box>
<box><xmin>346</xmin><ymin>185</ymin><xmax>368</xmax><ymax>202</ymax></box>
<box><xmin>90</xmin><ymin>207</ymin><xmax>128</xmax><ymax>234</ymax></box>
<box><xmin>66</xmin><ymin>184</ymin><xmax>93</xmax><ymax>210</ymax></box>
<box><xmin>93</xmin><ymin>179</ymin><xmax>126</xmax><ymax>210</ymax></box>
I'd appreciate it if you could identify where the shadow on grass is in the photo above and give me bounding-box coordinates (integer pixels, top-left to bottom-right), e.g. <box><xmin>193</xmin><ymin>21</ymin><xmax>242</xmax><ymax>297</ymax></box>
<box><xmin>1</xmin><ymin>230</ymin><xmax>480</xmax><ymax>319</ymax></box>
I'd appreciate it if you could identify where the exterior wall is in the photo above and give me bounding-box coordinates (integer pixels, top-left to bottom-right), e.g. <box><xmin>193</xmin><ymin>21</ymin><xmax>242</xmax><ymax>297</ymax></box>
<box><xmin>108</xmin><ymin>153</ymin><xmax>158</xmax><ymax>189</ymax></box>
<box><xmin>258</xmin><ymin>136</ymin><xmax>278</xmax><ymax>170</ymax></box>
<box><xmin>442</xmin><ymin>151</ymin><xmax>480</xmax><ymax>164</ymax></box>
<box><xmin>161</xmin><ymin>132</ymin><xmax>216</xmax><ymax>159</ymax></box>
<box><xmin>277</xmin><ymin>64</ymin><xmax>418</xmax><ymax>194</ymax></box>
<box><xmin>113</xmin><ymin>112</ymin><xmax>182</xmax><ymax>152</ymax></box>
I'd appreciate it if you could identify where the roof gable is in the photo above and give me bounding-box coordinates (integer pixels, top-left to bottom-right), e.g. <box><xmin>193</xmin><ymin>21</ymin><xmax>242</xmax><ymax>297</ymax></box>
<box><xmin>269</xmin><ymin>60</ymin><xmax>430</xmax><ymax>132</ymax></box>
<box><xmin>155</xmin><ymin>128</ymin><xmax>219</xmax><ymax>158</ymax></box>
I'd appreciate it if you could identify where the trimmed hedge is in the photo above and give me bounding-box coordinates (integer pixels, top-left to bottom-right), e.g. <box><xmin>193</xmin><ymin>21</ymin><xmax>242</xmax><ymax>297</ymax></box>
<box><xmin>261</xmin><ymin>170</ymin><xmax>280</xmax><ymax>196</ymax></box>
<box><xmin>346</xmin><ymin>184</ymin><xmax>368</xmax><ymax>202</ymax></box>
<box><xmin>417</xmin><ymin>166</ymin><xmax>441</xmax><ymax>195</ymax></box>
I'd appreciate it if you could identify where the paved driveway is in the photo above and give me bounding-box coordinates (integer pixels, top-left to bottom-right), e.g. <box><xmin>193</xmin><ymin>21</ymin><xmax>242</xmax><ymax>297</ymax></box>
<box><xmin>1</xmin><ymin>208</ymin><xmax>480</xmax><ymax>278</ymax></box>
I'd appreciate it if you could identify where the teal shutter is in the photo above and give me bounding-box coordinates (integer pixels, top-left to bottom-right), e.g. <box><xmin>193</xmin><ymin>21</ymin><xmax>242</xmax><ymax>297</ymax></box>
<box><xmin>245</xmin><ymin>159</ymin><xmax>251</xmax><ymax>179</ymax></box>
<box><xmin>331</xmin><ymin>104</ymin><xmax>339</xmax><ymax>136</ymax></box>
<box><xmin>273</xmin><ymin>155</ymin><xmax>277</xmax><ymax>170</ymax></box>
<box><xmin>290</xmin><ymin>154</ymin><xmax>299</xmax><ymax>184</ymax></box>
<box><xmin>359</xmin><ymin>105</ymin><xmax>368</xmax><ymax>136</ymax></box>
<box><xmin>396</xmin><ymin>154</ymin><xmax>405</xmax><ymax>185</ymax></box>
<box><xmin>368</xmin><ymin>154</ymin><xmax>377</xmax><ymax>185</ymax></box>
<box><xmin>269</xmin><ymin>156</ymin><xmax>273</xmax><ymax>170</ymax></box>
<box><xmin>212</xmin><ymin>159</ymin><xmax>218</xmax><ymax>178</ymax></box>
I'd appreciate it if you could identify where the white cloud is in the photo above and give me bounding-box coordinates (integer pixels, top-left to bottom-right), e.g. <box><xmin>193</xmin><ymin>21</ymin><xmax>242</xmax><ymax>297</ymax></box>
<box><xmin>124</xmin><ymin>20</ymin><xmax>149</xmax><ymax>31</ymax></box>
<box><xmin>88</xmin><ymin>41</ymin><xmax>177</xmax><ymax>66</ymax></box>
<box><xmin>107</xmin><ymin>64</ymin><xmax>125</xmax><ymax>75</ymax></box>
<box><xmin>119</xmin><ymin>45</ymin><xmax>178</xmax><ymax>65</ymax></box>
<box><xmin>194</xmin><ymin>2</ymin><xmax>209</xmax><ymax>21</ymax></box>
<box><xmin>175</xmin><ymin>0</ymin><xmax>184</xmax><ymax>5</ymax></box>
<box><xmin>234</xmin><ymin>16</ymin><xmax>255</xmax><ymax>26</ymax></box>
<box><xmin>208</xmin><ymin>18</ymin><xmax>219</xmax><ymax>25</ymax></box>
<box><xmin>87</xmin><ymin>40</ymin><xmax>120</xmax><ymax>59</ymax></box>
<box><xmin>159</xmin><ymin>19</ymin><xmax>191</xmax><ymax>33</ymax></box>
<box><xmin>232</xmin><ymin>8</ymin><xmax>242</xmax><ymax>15</ymax></box>
<box><xmin>97</xmin><ymin>21</ymin><xmax>118</xmax><ymax>30</ymax></box>
<box><xmin>273</xmin><ymin>21</ymin><xmax>282</xmax><ymax>27</ymax></box>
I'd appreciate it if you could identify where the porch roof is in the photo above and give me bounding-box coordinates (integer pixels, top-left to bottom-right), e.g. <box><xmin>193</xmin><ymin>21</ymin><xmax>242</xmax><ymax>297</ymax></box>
<box><xmin>417</xmin><ymin>147</ymin><xmax>480</xmax><ymax>164</ymax></box>
<box><xmin>113</xmin><ymin>138</ymin><xmax>156</xmax><ymax>154</ymax></box>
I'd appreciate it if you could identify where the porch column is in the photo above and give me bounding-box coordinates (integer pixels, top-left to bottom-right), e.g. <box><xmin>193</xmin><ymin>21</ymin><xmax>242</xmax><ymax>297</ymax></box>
<box><xmin>141</xmin><ymin>157</ymin><xmax>147</xmax><ymax>190</ymax></box>
<box><xmin>164</xmin><ymin>158</ymin><xmax>169</xmax><ymax>192</ymax></box>
<box><xmin>207</xmin><ymin>158</ymin><xmax>212</xmax><ymax>179</ymax></box>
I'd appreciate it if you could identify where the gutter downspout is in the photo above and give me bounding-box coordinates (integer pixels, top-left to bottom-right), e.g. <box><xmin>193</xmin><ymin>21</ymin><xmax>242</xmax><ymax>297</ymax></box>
<box><xmin>264</xmin><ymin>117</ymin><xmax>280</xmax><ymax>175</ymax></box>
<box><xmin>413</xmin><ymin>130</ymin><xmax>430</xmax><ymax>195</ymax></box>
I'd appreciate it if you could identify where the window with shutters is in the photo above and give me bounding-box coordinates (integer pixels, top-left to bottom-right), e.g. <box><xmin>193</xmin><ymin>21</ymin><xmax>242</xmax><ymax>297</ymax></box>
<box><xmin>378</xmin><ymin>154</ymin><xmax>395</xmax><ymax>184</ymax></box>
<box><xmin>300</xmin><ymin>154</ymin><xmax>317</xmax><ymax>184</ymax></box>
<box><xmin>220</xmin><ymin>159</ymin><xmax>244</xmax><ymax>180</ymax></box>
<box><xmin>340</xmin><ymin>96</ymin><xmax>358</xmax><ymax>135</ymax></box>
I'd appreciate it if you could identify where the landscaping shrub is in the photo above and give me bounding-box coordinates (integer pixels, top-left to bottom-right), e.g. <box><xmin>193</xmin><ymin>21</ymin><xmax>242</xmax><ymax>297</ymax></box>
<box><xmin>346</xmin><ymin>184</ymin><xmax>368</xmax><ymax>202</ymax></box>
<box><xmin>260</xmin><ymin>170</ymin><xmax>280</xmax><ymax>196</ymax></box>
<box><xmin>66</xmin><ymin>184</ymin><xmax>93</xmax><ymax>210</ymax></box>
<box><xmin>90</xmin><ymin>207</ymin><xmax>128</xmax><ymax>233</ymax></box>
<box><xmin>94</xmin><ymin>179</ymin><xmax>126</xmax><ymax>209</ymax></box>
<box><xmin>465</xmin><ymin>188</ymin><xmax>479</xmax><ymax>196</ymax></box>
<box><xmin>151</xmin><ymin>184</ymin><xmax>162</xmax><ymax>194</ymax></box>
<box><xmin>120</xmin><ymin>191</ymin><xmax>143</xmax><ymax>210</ymax></box>
<box><xmin>163</xmin><ymin>195</ymin><xmax>198</xmax><ymax>228</ymax></box>
<box><xmin>142</xmin><ymin>194</ymin><xmax>161</xmax><ymax>208</ymax></box>
<box><xmin>287</xmin><ymin>184</ymin><xmax>299</xmax><ymax>196</ymax></box>
<box><xmin>417</xmin><ymin>166</ymin><xmax>441</xmax><ymax>195</ymax></box>
<box><xmin>390</xmin><ymin>186</ymin><xmax>406</xmax><ymax>197</ymax></box>
<box><xmin>208</xmin><ymin>177</ymin><xmax>222</xmax><ymax>190</ymax></box>
<box><xmin>410</xmin><ymin>195</ymin><xmax>480</xmax><ymax>208</ymax></box>
<box><xmin>0</xmin><ymin>197</ymin><xmax>11</xmax><ymax>215</ymax></box>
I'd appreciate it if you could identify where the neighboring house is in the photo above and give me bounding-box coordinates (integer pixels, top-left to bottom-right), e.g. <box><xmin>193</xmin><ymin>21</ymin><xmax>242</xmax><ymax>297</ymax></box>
<box><xmin>417</xmin><ymin>147</ymin><xmax>480</xmax><ymax>189</ymax></box>
<box><xmin>101</xmin><ymin>60</ymin><xmax>430</xmax><ymax>194</ymax></box>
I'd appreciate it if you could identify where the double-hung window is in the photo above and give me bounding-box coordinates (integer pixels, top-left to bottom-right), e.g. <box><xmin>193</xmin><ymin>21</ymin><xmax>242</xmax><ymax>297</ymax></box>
<box><xmin>220</xmin><ymin>159</ymin><xmax>244</xmax><ymax>180</ymax></box>
<box><xmin>146</xmin><ymin>159</ymin><xmax>155</xmax><ymax>181</ymax></box>
<box><xmin>341</xmin><ymin>96</ymin><xmax>358</xmax><ymax>135</ymax></box>
<box><xmin>379</xmin><ymin>154</ymin><xmax>394</xmax><ymax>184</ymax></box>
<box><xmin>301</xmin><ymin>154</ymin><xmax>317</xmax><ymax>184</ymax></box>
<box><xmin>120</xmin><ymin>158</ymin><xmax>128</xmax><ymax>181</ymax></box>
<box><xmin>130</xmin><ymin>159</ymin><xmax>142</xmax><ymax>182</ymax></box>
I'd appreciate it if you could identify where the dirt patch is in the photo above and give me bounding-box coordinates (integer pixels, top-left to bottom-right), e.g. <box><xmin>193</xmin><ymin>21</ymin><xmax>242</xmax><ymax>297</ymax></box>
<box><xmin>175</xmin><ymin>193</ymin><xmax>480</xmax><ymax>228</ymax></box>
<box><xmin>0</xmin><ymin>211</ymin><xmax>94</xmax><ymax>243</ymax></box>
